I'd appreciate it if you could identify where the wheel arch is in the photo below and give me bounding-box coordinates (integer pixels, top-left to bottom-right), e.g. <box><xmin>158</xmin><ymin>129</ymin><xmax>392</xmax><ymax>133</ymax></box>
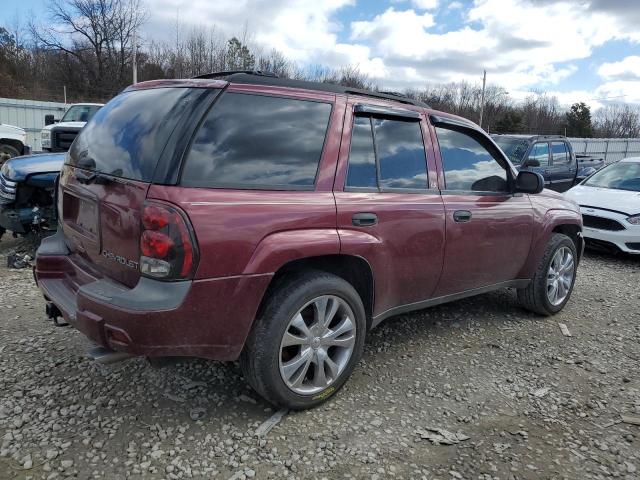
<box><xmin>255</xmin><ymin>254</ymin><xmax>375</xmax><ymax>331</ymax></box>
<box><xmin>0</xmin><ymin>138</ymin><xmax>25</xmax><ymax>153</ymax></box>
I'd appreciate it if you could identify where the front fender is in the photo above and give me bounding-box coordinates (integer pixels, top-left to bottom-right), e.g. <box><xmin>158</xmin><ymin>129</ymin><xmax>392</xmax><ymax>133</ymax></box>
<box><xmin>518</xmin><ymin>208</ymin><xmax>582</xmax><ymax>278</ymax></box>
<box><xmin>243</xmin><ymin>228</ymin><xmax>341</xmax><ymax>275</ymax></box>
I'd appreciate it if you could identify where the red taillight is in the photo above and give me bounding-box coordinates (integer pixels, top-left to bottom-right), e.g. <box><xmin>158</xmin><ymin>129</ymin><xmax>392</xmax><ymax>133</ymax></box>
<box><xmin>141</xmin><ymin>230</ymin><xmax>173</xmax><ymax>258</ymax></box>
<box><xmin>139</xmin><ymin>202</ymin><xmax>198</xmax><ymax>280</ymax></box>
<box><xmin>142</xmin><ymin>204</ymin><xmax>170</xmax><ymax>230</ymax></box>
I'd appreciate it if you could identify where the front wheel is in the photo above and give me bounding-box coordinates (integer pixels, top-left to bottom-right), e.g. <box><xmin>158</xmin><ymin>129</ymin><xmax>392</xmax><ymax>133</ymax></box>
<box><xmin>518</xmin><ymin>233</ymin><xmax>578</xmax><ymax>315</ymax></box>
<box><xmin>0</xmin><ymin>143</ymin><xmax>20</xmax><ymax>164</ymax></box>
<box><xmin>240</xmin><ymin>271</ymin><xmax>366</xmax><ymax>410</ymax></box>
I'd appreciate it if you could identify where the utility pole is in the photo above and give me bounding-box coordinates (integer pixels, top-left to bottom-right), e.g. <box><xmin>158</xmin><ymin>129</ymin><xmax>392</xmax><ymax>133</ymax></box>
<box><xmin>63</xmin><ymin>86</ymin><xmax>67</xmax><ymax>106</ymax></box>
<box><xmin>132</xmin><ymin>28</ymin><xmax>138</xmax><ymax>85</ymax></box>
<box><xmin>478</xmin><ymin>69</ymin><xmax>486</xmax><ymax>129</ymax></box>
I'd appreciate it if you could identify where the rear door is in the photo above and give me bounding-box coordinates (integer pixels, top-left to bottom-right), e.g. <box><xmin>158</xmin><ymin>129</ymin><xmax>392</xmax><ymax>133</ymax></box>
<box><xmin>334</xmin><ymin>101</ymin><xmax>445</xmax><ymax>318</ymax></box>
<box><xmin>548</xmin><ymin>141</ymin><xmax>577</xmax><ymax>192</ymax></box>
<box><xmin>59</xmin><ymin>86</ymin><xmax>212</xmax><ymax>287</ymax></box>
<box><xmin>430</xmin><ymin>120</ymin><xmax>534</xmax><ymax>296</ymax></box>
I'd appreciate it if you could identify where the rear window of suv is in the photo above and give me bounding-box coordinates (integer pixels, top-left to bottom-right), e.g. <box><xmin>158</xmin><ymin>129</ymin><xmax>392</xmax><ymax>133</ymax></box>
<box><xmin>68</xmin><ymin>87</ymin><xmax>206</xmax><ymax>181</ymax></box>
<box><xmin>181</xmin><ymin>93</ymin><xmax>332</xmax><ymax>190</ymax></box>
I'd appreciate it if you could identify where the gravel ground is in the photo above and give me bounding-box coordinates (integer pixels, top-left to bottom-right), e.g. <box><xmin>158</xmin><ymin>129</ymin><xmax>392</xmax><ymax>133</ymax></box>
<box><xmin>0</xmin><ymin>240</ymin><xmax>639</xmax><ymax>480</ymax></box>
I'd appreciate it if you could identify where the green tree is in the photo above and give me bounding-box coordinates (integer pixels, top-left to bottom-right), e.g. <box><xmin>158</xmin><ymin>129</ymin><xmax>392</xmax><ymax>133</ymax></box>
<box><xmin>494</xmin><ymin>110</ymin><xmax>524</xmax><ymax>133</ymax></box>
<box><xmin>565</xmin><ymin>102</ymin><xmax>593</xmax><ymax>137</ymax></box>
<box><xmin>226</xmin><ymin>37</ymin><xmax>255</xmax><ymax>70</ymax></box>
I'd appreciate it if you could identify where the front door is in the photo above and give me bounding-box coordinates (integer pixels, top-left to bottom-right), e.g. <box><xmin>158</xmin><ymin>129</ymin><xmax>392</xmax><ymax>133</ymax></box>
<box><xmin>525</xmin><ymin>142</ymin><xmax>552</xmax><ymax>188</ymax></box>
<box><xmin>430</xmin><ymin>124</ymin><xmax>534</xmax><ymax>296</ymax></box>
<box><xmin>334</xmin><ymin>101</ymin><xmax>446</xmax><ymax>318</ymax></box>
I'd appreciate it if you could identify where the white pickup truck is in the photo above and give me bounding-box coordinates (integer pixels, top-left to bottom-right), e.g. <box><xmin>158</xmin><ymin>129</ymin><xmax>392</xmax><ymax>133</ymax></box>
<box><xmin>41</xmin><ymin>103</ymin><xmax>103</xmax><ymax>152</ymax></box>
<box><xmin>0</xmin><ymin>123</ymin><xmax>28</xmax><ymax>164</ymax></box>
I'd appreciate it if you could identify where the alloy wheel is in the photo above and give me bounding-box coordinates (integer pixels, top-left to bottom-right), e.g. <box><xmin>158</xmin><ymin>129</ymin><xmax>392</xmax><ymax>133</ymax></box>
<box><xmin>546</xmin><ymin>246</ymin><xmax>575</xmax><ymax>306</ymax></box>
<box><xmin>278</xmin><ymin>295</ymin><xmax>356</xmax><ymax>395</ymax></box>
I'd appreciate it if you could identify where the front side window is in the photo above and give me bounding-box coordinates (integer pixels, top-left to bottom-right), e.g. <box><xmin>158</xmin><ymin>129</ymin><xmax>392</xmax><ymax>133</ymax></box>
<box><xmin>528</xmin><ymin>142</ymin><xmax>550</xmax><ymax>167</ymax></box>
<box><xmin>436</xmin><ymin>127</ymin><xmax>509</xmax><ymax>192</ymax></box>
<box><xmin>182</xmin><ymin>93</ymin><xmax>332</xmax><ymax>189</ymax></box>
<box><xmin>345</xmin><ymin>114</ymin><xmax>428</xmax><ymax>190</ymax></box>
<box><xmin>551</xmin><ymin>142</ymin><xmax>568</xmax><ymax>164</ymax></box>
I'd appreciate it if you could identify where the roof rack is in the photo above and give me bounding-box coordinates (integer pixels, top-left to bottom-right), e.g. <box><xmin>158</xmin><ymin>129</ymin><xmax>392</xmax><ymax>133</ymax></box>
<box><xmin>193</xmin><ymin>70</ymin><xmax>278</xmax><ymax>79</ymax></box>
<box><xmin>191</xmin><ymin>71</ymin><xmax>429</xmax><ymax>108</ymax></box>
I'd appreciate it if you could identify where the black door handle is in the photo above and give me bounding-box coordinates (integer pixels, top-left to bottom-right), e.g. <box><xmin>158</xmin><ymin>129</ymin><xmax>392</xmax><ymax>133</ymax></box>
<box><xmin>352</xmin><ymin>212</ymin><xmax>378</xmax><ymax>227</ymax></box>
<box><xmin>453</xmin><ymin>210</ymin><xmax>472</xmax><ymax>223</ymax></box>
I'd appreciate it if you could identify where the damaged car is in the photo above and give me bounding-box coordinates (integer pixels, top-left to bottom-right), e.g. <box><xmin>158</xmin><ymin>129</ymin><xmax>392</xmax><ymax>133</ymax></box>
<box><xmin>0</xmin><ymin>152</ymin><xmax>63</xmax><ymax>240</ymax></box>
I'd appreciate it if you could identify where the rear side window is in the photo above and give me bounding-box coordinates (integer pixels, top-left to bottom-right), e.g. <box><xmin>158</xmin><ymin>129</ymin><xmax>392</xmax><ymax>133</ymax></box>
<box><xmin>69</xmin><ymin>88</ymin><xmax>202</xmax><ymax>181</ymax></box>
<box><xmin>528</xmin><ymin>142</ymin><xmax>550</xmax><ymax>167</ymax></box>
<box><xmin>551</xmin><ymin>142</ymin><xmax>568</xmax><ymax>164</ymax></box>
<box><xmin>346</xmin><ymin>117</ymin><xmax>377</xmax><ymax>188</ymax></box>
<box><xmin>345</xmin><ymin>115</ymin><xmax>428</xmax><ymax>190</ymax></box>
<box><xmin>436</xmin><ymin>127</ymin><xmax>508</xmax><ymax>192</ymax></box>
<box><xmin>374</xmin><ymin>118</ymin><xmax>428</xmax><ymax>189</ymax></box>
<box><xmin>182</xmin><ymin>93</ymin><xmax>332</xmax><ymax>189</ymax></box>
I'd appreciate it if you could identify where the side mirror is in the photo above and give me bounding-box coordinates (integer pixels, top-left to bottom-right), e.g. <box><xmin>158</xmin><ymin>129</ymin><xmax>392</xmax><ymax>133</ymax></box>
<box><xmin>515</xmin><ymin>170</ymin><xmax>544</xmax><ymax>194</ymax></box>
<box><xmin>524</xmin><ymin>158</ymin><xmax>540</xmax><ymax>168</ymax></box>
<box><xmin>44</xmin><ymin>115</ymin><xmax>57</xmax><ymax>126</ymax></box>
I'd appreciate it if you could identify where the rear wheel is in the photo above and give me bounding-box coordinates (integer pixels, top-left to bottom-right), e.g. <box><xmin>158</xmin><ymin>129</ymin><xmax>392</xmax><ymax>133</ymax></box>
<box><xmin>518</xmin><ymin>233</ymin><xmax>577</xmax><ymax>315</ymax></box>
<box><xmin>240</xmin><ymin>271</ymin><xmax>366</xmax><ymax>410</ymax></box>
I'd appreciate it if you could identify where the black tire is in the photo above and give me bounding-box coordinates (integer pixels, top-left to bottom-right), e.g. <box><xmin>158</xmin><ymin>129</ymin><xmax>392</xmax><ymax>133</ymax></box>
<box><xmin>0</xmin><ymin>143</ymin><xmax>21</xmax><ymax>163</ymax></box>
<box><xmin>517</xmin><ymin>233</ymin><xmax>577</xmax><ymax>316</ymax></box>
<box><xmin>240</xmin><ymin>271</ymin><xmax>366</xmax><ymax>410</ymax></box>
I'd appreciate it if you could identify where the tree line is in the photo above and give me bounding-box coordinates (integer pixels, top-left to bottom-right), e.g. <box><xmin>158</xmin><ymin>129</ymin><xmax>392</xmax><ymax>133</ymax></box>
<box><xmin>1</xmin><ymin>0</ymin><xmax>639</xmax><ymax>138</ymax></box>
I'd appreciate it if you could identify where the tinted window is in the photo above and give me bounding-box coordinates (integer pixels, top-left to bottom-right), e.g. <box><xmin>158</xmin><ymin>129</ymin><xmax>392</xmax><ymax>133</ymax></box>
<box><xmin>182</xmin><ymin>93</ymin><xmax>332</xmax><ymax>189</ymax></box>
<box><xmin>492</xmin><ymin>137</ymin><xmax>529</xmax><ymax>165</ymax></box>
<box><xmin>346</xmin><ymin>117</ymin><xmax>377</xmax><ymax>188</ymax></box>
<box><xmin>374</xmin><ymin>118</ymin><xmax>427</xmax><ymax>189</ymax></box>
<box><xmin>61</xmin><ymin>105</ymin><xmax>102</xmax><ymax>123</ymax></box>
<box><xmin>551</xmin><ymin>142</ymin><xmax>568</xmax><ymax>164</ymax></box>
<box><xmin>436</xmin><ymin>127</ymin><xmax>508</xmax><ymax>192</ymax></box>
<box><xmin>528</xmin><ymin>143</ymin><xmax>550</xmax><ymax>167</ymax></box>
<box><xmin>69</xmin><ymin>88</ymin><xmax>204</xmax><ymax>181</ymax></box>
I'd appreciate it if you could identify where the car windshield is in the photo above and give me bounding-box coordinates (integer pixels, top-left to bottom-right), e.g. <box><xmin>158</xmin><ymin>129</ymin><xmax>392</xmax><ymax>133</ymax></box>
<box><xmin>61</xmin><ymin>105</ymin><xmax>102</xmax><ymax>123</ymax></box>
<box><xmin>492</xmin><ymin>137</ymin><xmax>529</xmax><ymax>165</ymax></box>
<box><xmin>583</xmin><ymin>161</ymin><xmax>640</xmax><ymax>192</ymax></box>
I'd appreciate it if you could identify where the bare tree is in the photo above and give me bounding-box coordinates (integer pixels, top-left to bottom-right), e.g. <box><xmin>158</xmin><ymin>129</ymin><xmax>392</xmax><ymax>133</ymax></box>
<box><xmin>29</xmin><ymin>0</ymin><xmax>146</xmax><ymax>95</ymax></box>
<box><xmin>594</xmin><ymin>104</ymin><xmax>640</xmax><ymax>138</ymax></box>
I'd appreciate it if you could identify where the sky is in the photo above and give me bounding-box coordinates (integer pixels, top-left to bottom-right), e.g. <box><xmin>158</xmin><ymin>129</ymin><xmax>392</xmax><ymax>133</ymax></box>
<box><xmin>2</xmin><ymin>0</ymin><xmax>640</xmax><ymax>108</ymax></box>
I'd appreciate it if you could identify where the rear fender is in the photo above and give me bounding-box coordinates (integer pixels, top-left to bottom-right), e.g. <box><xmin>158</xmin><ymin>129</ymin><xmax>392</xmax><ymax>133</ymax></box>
<box><xmin>243</xmin><ymin>229</ymin><xmax>341</xmax><ymax>275</ymax></box>
<box><xmin>518</xmin><ymin>209</ymin><xmax>582</xmax><ymax>278</ymax></box>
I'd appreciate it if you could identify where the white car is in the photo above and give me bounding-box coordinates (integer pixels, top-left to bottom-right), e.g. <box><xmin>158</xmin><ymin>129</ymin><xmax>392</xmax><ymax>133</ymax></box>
<box><xmin>0</xmin><ymin>123</ymin><xmax>28</xmax><ymax>163</ymax></box>
<box><xmin>41</xmin><ymin>103</ymin><xmax>103</xmax><ymax>151</ymax></box>
<box><xmin>565</xmin><ymin>157</ymin><xmax>640</xmax><ymax>254</ymax></box>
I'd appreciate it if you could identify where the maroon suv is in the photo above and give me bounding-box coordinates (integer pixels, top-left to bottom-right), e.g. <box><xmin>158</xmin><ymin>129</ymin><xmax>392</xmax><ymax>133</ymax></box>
<box><xmin>35</xmin><ymin>72</ymin><xmax>583</xmax><ymax>409</ymax></box>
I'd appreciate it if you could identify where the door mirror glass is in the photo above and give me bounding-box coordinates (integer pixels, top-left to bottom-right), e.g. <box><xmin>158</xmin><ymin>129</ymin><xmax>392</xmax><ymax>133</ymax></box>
<box><xmin>515</xmin><ymin>170</ymin><xmax>544</xmax><ymax>194</ymax></box>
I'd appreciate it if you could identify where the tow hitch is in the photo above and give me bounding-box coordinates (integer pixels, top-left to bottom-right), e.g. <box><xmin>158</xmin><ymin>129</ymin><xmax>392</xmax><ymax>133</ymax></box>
<box><xmin>45</xmin><ymin>302</ymin><xmax>68</xmax><ymax>327</ymax></box>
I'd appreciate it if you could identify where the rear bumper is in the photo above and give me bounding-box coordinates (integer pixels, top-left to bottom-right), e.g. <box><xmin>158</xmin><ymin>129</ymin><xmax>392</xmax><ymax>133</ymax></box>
<box><xmin>35</xmin><ymin>231</ymin><xmax>272</xmax><ymax>360</ymax></box>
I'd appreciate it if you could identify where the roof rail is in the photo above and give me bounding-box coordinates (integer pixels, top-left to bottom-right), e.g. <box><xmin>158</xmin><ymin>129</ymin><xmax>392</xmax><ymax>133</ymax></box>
<box><xmin>344</xmin><ymin>89</ymin><xmax>426</xmax><ymax>107</ymax></box>
<box><xmin>193</xmin><ymin>70</ymin><xmax>278</xmax><ymax>79</ymax></box>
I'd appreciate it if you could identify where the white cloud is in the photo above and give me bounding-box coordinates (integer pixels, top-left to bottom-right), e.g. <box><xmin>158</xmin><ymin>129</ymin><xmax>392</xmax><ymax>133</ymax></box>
<box><xmin>598</xmin><ymin>56</ymin><xmax>640</xmax><ymax>81</ymax></box>
<box><xmin>142</xmin><ymin>0</ymin><xmax>640</xmax><ymax>105</ymax></box>
<box><xmin>412</xmin><ymin>0</ymin><xmax>438</xmax><ymax>9</ymax></box>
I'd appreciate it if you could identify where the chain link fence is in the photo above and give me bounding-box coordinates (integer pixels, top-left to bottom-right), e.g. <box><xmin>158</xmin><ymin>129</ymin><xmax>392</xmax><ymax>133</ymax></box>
<box><xmin>568</xmin><ymin>138</ymin><xmax>640</xmax><ymax>165</ymax></box>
